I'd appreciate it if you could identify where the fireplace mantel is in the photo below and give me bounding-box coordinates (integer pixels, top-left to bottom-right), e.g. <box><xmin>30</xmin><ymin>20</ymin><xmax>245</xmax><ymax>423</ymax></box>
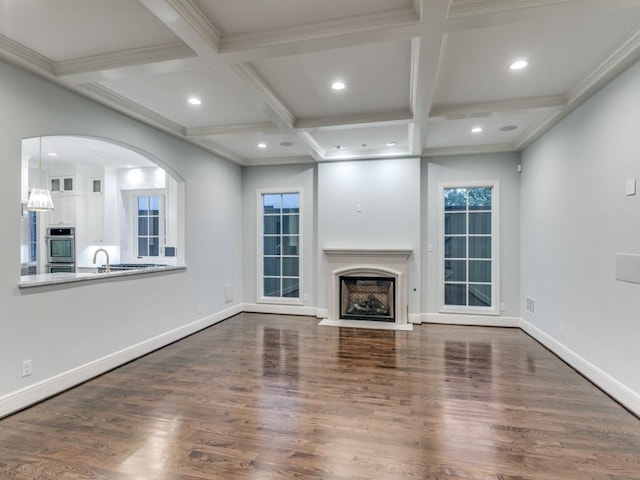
<box><xmin>323</xmin><ymin>248</ymin><xmax>412</xmax><ymax>259</ymax></box>
<box><xmin>322</xmin><ymin>248</ymin><xmax>413</xmax><ymax>329</ymax></box>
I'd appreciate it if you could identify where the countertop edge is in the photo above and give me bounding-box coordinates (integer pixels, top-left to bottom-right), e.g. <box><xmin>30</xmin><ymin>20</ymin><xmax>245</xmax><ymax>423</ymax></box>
<box><xmin>19</xmin><ymin>265</ymin><xmax>187</xmax><ymax>288</ymax></box>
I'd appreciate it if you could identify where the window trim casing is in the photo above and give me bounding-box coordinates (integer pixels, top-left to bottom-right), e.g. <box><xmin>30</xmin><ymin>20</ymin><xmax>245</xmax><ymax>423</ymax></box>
<box><xmin>438</xmin><ymin>180</ymin><xmax>500</xmax><ymax>316</ymax></box>
<box><xmin>256</xmin><ymin>187</ymin><xmax>304</xmax><ymax>306</ymax></box>
<box><xmin>130</xmin><ymin>189</ymin><xmax>166</xmax><ymax>260</ymax></box>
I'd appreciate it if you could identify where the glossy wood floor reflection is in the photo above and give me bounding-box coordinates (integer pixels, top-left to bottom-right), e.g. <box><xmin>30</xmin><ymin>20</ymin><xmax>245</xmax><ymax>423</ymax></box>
<box><xmin>1</xmin><ymin>314</ymin><xmax>640</xmax><ymax>479</ymax></box>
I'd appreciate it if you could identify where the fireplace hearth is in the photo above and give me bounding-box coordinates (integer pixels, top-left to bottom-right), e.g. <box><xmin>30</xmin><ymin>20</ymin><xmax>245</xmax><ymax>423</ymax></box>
<box><xmin>340</xmin><ymin>276</ymin><xmax>395</xmax><ymax>322</ymax></box>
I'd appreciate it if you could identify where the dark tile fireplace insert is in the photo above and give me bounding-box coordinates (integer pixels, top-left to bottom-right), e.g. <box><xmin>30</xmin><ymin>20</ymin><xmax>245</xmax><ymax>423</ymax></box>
<box><xmin>339</xmin><ymin>276</ymin><xmax>395</xmax><ymax>322</ymax></box>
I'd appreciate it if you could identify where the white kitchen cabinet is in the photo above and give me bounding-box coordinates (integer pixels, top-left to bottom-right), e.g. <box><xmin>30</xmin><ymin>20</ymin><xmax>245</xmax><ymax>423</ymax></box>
<box><xmin>48</xmin><ymin>195</ymin><xmax>76</xmax><ymax>226</ymax></box>
<box><xmin>87</xmin><ymin>195</ymin><xmax>104</xmax><ymax>243</ymax></box>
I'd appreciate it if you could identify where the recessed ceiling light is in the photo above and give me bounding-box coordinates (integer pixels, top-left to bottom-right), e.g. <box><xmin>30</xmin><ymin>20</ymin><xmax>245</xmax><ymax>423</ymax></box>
<box><xmin>510</xmin><ymin>60</ymin><xmax>528</xmax><ymax>71</ymax></box>
<box><xmin>47</xmin><ymin>152</ymin><xmax>58</xmax><ymax>157</ymax></box>
<box><xmin>386</xmin><ymin>142</ymin><xmax>396</xmax><ymax>147</ymax></box>
<box><xmin>500</xmin><ymin>125</ymin><xmax>518</xmax><ymax>132</ymax></box>
<box><xmin>471</xmin><ymin>127</ymin><xmax>483</xmax><ymax>133</ymax></box>
<box><xmin>331</xmin><ymin>81</ymin><xmax>346</xmax><ymax>91</ymax></box>
<box><xmin>279</xmin><ymin>141</ymin><xmax>293</xmax><ymax>147</ymax></box>
<box><xmin>257</xmin><ymin>143</ymin><xmax>267</xmax><ymax>149</ymax></box>
<box><xmin>187</xmin><ymin>97</ymin><xmax>202</xmax><ymax>105</ymax></box>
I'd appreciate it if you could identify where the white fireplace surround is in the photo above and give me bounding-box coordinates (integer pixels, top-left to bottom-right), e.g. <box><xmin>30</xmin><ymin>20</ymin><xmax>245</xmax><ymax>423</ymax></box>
<box><xmin>323</xmin><ymin>248</ymin><xmax>412</xmax><ymax>327</ymax></box>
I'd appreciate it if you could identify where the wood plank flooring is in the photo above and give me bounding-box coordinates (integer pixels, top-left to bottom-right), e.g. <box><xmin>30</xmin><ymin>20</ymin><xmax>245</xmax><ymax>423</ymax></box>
<box><xmin>1</xmin><ymin>313</ymin><xmax>639</xmax><ymax>479</ymax></box>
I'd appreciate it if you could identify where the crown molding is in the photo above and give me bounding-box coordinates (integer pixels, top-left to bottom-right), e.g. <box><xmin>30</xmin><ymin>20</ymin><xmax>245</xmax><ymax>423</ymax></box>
<box><xmin>295</xmin><ymin>110</ymin><xmax>413</xmax><ymax>131</ymax></box>
<box><xmin>186</xmin><ymin>122</ymin><xmax>278</xmax><ymax>138</ymax></box>
<box><xmin>166</xmin><ymin>0</ymin><xmax>222</xmax><ymax>53</ymax></box>
<box><xmin>219</xmin><ymin>7</ymin><xmax>420</xmax><ymax>53</ymax></box>
<box><xmin>244</xmin><ymin>155</ymin><xmax>316</xmax><ymax>167</ymax></box>
<box><xmin>429</xmin><ymin>95</ymin><xmax>566</xmax><ymax>120</ymax></box>
<box><xmin>447</xmin><ymin>0</ymin><xmax>570</xmax><ymax>18</ymax></box>
<box><xmin>423</xmin><ymin>143</ymin><xmax>515</xmax><ymax>157</ymax></box>
<box><xmin>0</xmin><ymin>34</ymin><xmax>54</xmax><ymax>74</ymax></box>
<box><xmin>79</xmin><ymin>83</ymin><xmax>186</xmax><ymax>136</ymax></box>
<box><xmin>54</xmin><ymin>43</ymin><xmax>196</xmax><ymax>76</ymax></box>
<box><xmin>230</xmin><ymin>63</ymin><xmax>296</xmax><ymax>128</ymax></box>
<box><xmin>297</xmin><ymin>131</ymin><xmax>326</xmax><ymax>161</ymax></box>
<box><xmin>567</xmin><ymin>26</ymin><xmax>640</xmax><ymax>107</ymax></box>
<box><xmin>513</xmin><ymin>110</ymin><xmax>564</xmax><ymax>150</ymax></box>
<box><xmin>190</xmin><ymin>139</ymin><xmax>248</xmax><ymax>166</ymax></box>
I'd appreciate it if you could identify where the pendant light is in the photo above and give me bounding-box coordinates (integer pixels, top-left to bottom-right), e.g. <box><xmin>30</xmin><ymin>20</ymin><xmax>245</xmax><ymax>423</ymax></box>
<box><xmin>26</xmin><ymin>137</ymin><xmax>54</xmax><ymax>212</ymax></box>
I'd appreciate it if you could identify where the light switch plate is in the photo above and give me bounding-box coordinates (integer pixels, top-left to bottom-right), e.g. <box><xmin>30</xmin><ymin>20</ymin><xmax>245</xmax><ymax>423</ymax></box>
<box><xmin>625</xmin><ymin>178</ymin><xmax>636</xmax><ymax>196</ymax></box>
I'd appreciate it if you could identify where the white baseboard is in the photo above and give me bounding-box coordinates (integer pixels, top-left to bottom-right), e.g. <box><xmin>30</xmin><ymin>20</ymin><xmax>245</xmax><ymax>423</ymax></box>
<box><xmin>422</xmin><ymin>313</ymin><xmax>520</xmax><ymax>327</ymax></box>
<box><xmin>0</xmin><ymin>303</ymin><xmax>243</xmax><ymax>419</ymax></box>
<box><xmin>242</xmin><ymin>302</ymin><xmax>319</xmax><ymax>317</ymax></box>
<box><xmin>520</xmin><ymin>318</ymin><xmax>640</xmax><ymax>417</ymax></box>
<box><xmin>408</xmin><ymin>313</ymin><xmax>421</xmax><ymax>324</ymax></box>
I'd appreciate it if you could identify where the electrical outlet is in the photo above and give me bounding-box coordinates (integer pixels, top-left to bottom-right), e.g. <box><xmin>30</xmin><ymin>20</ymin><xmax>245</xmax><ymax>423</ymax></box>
<box><xmin>500</xmin><ymin>302</ymin><xmax>505</xmax><ymax>312</ymax></box>
<box><xmin>196</xmin><ymin>304</ymin><xmax>202</xmax><ymax>314</ymax></box>
<box><xmin>22</xmin><ymin>360</ymin><xmax>32</xmax><ymax>377</ymax></box>
<box><xmin>560</xmin><ymin>324</ymin><xmax>565</xmax><ymax>339</ymax></box>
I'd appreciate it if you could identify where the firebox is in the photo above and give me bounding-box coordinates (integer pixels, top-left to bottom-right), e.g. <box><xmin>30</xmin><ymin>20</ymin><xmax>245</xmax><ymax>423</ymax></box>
<box><xmin>339</xmin><ymin>276</ymin><xmax>395</xmax><ymax>322</ymax></box>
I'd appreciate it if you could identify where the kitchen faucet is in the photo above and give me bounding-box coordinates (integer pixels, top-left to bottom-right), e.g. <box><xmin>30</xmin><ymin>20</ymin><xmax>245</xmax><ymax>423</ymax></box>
<box><xmin>92</xmin><ymin>248</ymin><xmax>110</xmax><ymax>273</ymax></box>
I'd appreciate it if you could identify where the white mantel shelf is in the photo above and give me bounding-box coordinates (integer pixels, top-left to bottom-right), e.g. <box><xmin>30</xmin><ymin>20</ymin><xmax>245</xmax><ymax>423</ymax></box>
<box><xmin>323</xmin><ymin>248</ymin><xmax>412</xmax><ymax>258</ymax></box>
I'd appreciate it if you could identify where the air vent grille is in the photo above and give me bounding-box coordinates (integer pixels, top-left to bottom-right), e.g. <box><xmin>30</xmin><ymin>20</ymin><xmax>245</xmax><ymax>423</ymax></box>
<box><xmin>526</xmin><ymin>297</ymin><xmax>536</xmax><ymax>316</ymax></box>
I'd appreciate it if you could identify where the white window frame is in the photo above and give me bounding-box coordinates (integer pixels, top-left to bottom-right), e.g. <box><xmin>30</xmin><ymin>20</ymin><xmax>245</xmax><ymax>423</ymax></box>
<box><xmin>256</xmin><ymin>188</ymin><xmax>303</xmax><ymax>305</ymax></box>
<box><xmin>438</xmin><ymin>180</ymin><xmax>500</xmax><ymax>316</ymax></box>
<box><xmin>131</xmin><ymin>190</ymin><xmax>166</xmax><ymax>260</ymax></box>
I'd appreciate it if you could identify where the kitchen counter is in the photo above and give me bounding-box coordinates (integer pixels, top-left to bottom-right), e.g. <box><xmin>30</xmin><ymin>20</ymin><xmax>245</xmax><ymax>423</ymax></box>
<box><xmin>19</xmin><ymin>265</ymin><xmax>186</xmax><ymax>288</ymax></box>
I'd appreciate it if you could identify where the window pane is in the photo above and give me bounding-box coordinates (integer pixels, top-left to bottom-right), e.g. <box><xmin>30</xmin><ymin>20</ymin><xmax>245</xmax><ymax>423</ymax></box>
<box><xmin>264</xmin><ymin>216</ymin><xmax>280</xmax><ymax>235</ymax></box>
<box><xmin>469</xmin><ymin>212</ymin><xmax>491</xmax><ymax>234</ymax></box>
<box><xmin>63</xmin><ymin>178</ymin><xmax>73</xmax><ymax>191</ymax></box>
<box><xmin>469</xmin><ymin>260</ymin><xmax>491</xmax><ymax>282</ymax></box>
<box><xmin>264</xmin><ymin>257</ymin><xmax>280</xmax><ymax>276</ymax></box>
<box><xmin>469</xmin><ymin>237</ymin><xmax>491</xmax><ymax>258</ymax></box>
<box><xmin>138</xmin><ymin>238</ymin><xmax>148</xmax><ymax>256</ymax></box>
<box><xmin>282</xmin><ymin>257</ymin><xmax>299</xmax><ymax>276</ymax></box>
<box><xmin>282</xmin><ymin>215</ymin><xmax>299</xmax><ymax>234</ymax></box>
<box><xmin>138</xmin><ymin>217</ymin><xmax>148</xmax><ymax>235</ymax></box>
<box><xmin>150</xmin><ymin>217</ymin><xmax>159</xmax><ymax>236</ymax></box>
<box><xmin>149</xmin><ymin>196</ymin><xmax>160</xmax><ymax>215</ymax></box>
<box><xmin>282</xmin><ymin>193</ymin><xmax>299</xmax><ymax>213</ymax></box>
<box><xmin>445</xmin><ymin>284</ymin><xmax>466</xmax><ymax>306</ymax></box>
<box><xmin>444</xmin><ymin>188</ymin><xmax>467</xmax><ymax>211</ymax></box>
<box><xmin>445</xmin><ymin>260</ymin><xmax>466</xmax><ymax>282</ymax></box>
<box><xmin>445</xmin><ymin>213</ymin><xmax>466</xmax><ymax>234</ymax></box>
<box><xmin>263</xmin><ymin>194</ymin><xmax>281</xmax><ymax>214</ymax></box>
<box><xmin>282</xmin><ymin>278</ymin><xmax>299</xmax><ymax>297</ymax></box>
<box><xmin>469</xmin><ymin>284</ymin><xmax>491</xmax><ymax>306</ymax></box>
<box><xmin>148</xmin><ymin>237</ymin><xmax>159</xmax><ymax>256</ymax></box>
<box><xmin>282</xmin><ymin>235</ymin><xmax>299</xmax><ymax>255</ymax></box>
<box><xmin>264</xmin><ymin>278</ymin><xmax>280</xmax><ymax>297</ymax></box>
<box><xmin>51</xmin><ymin>178</ymin><xmax>60</xmax><ymax>192</ymax></box>
<box><xmin>138</xmin><ymin>196</ymin><xmax>149</xmax><ymax>215</ymax></box>
<box><xmin>92</xmin><ymin>179</ymin><xmax>101</xmax><ymax>193</ymax></box>
<box><xmin>263</xmin><ymin>236</ymin><xmax>280</xmax><ymax>255</ymax></box>
<box><xmin>444</xmin><ymin>236</ymin><xmax>466</xmax><ymax>258</ymax></box>
<box><xmin>468</xmin><ymin>188</ymin><xmax>492</xmax><ymax>210</ymax></box>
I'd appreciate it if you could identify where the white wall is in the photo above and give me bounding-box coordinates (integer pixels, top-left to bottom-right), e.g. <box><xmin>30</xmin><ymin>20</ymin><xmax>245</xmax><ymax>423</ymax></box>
<box><xmin>317</xmin><ymin>158</ymin><xmax>421</xmax><ymax>316</ymax></box>
<box><xmin>0</xmin><ymin>59</ymin><xmax>243</xmax><ymax>417</ymax></box>
<box><xmin>521</xmin><ymin>58</ymin><xmax>640</xmax><ymax>413</ymax></box>
<box><xmin>423</xmin><ymin>153</ymin><xmax>522</xmax><ymax>322</ymax></box>
<box><xmin>242</xmin><ymin>164</ymin><xmax>316</xmax><ymax>311</ymax></box>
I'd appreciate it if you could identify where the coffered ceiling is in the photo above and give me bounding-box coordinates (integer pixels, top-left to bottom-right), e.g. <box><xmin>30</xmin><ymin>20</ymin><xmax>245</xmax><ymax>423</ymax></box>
<box><xmin>2</xmin><ymin>0</ymin><xmax>640</xmax><ymax>166</ymax></box>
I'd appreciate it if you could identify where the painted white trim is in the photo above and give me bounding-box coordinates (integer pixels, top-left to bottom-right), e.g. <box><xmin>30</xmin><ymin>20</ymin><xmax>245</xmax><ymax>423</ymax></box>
<box><xmin>242</xmin><ymin>302</ymin><xmax>318</xmax><ymax>317</ymax></box>
<box><xmin>520</xmin><ymin>318</ymin><xmax>640</xmax><ymax>417</ymax></box>
<box><xmin>408</xmin><ymin>313</ymin><xmax>421</xmax><ymax>324</ymax></box>
<box><xmin>0</xmin><ymin>303</ymin><xmax>243</xmax><ymax>419</ymax></box>
<box><xmin>423</xmin><ymin>313</ymin><xmax>520</xmax><ymax>327</ymax></box>
<box><xmin>447</xmin><ymin>0</ymin><xmax>570</xmax><ymax>18</ymax></box>
<box><xmin>256</xmin><ymin>188</ymin><xmax>304</xmax><ymax>306</ymax></box>
<box><xmin>438</xmin><ymin>181</ymin><xmax>500</xmax><ymax>315</ymax></box>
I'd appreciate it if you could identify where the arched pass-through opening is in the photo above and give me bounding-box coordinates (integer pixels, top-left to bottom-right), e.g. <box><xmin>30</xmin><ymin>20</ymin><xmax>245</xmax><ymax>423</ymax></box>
<box><xmin>20</xmin><ymin>135</ymin><xmax>185</xmax><ymax>277</ymax></box>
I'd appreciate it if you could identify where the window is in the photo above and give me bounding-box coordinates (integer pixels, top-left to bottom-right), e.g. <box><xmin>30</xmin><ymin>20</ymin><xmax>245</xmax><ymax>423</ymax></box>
<box><xmin>137</xmin><ymin>194</ymin><xmax>163</xmax><ymax>257</ymax></box>
<box><xmin>259</xmin><ymin>191</ymin><xmax>301</xmax><ymax>303</ymax></box>
<box><xmin>441</xmin><ymin>183</ymin><xmax>499</xmax><ymax>314</ymax></box>
<box><xmin>29</xmin><ymin>211</ymin><xmax>37</xmax><ymax>263</ymax></box>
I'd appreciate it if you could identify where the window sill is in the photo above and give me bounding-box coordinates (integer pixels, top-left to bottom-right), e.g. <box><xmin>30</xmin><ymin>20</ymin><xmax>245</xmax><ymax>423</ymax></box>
<box><xmin>19</xmin><ymin>265</ymin><xmax>186</xmax><ymax>289</ymax></box>
<box><xmin>257</xmin><ymin>297</ymin><xmax>303</xmax><ymax>306</ymax></box>
<box><xmin>439</xmin><ymin>305</ymin><xmax>499</xmax><ymax>316</ymax></box>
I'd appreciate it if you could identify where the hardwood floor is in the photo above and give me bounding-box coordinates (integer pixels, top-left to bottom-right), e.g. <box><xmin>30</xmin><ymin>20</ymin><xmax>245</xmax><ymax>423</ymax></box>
<box><xmin>1</xmin><ymin>313</ymin><xmax>639</xmax><ymax>479</ymax></box>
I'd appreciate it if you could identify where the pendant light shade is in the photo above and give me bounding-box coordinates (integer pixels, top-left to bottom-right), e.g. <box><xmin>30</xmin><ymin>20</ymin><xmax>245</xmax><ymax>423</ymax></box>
<box><xmin>26</xmin><ymin>137</ymin><xmax>54</xmax><ymax>212</ymax></box>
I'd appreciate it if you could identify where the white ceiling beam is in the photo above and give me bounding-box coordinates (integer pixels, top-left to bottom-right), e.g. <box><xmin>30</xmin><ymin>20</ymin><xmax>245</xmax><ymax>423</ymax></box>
<box><xmin>429</xmin><ymin>95</ymin><xmax>567</xmax><ymax>120</ymax></box>
<box><xmin>423</xmin><ymin>143</ymin><xmax>515</xmax><ymax>157</ymax></box>
<box><xmin>186</xmin><ymin>123</ymin><xmax>278</xmax><ymax>138</ymax></box>
<box><xmin>295</xmin><ymin>111</ymin><xmax>413</xmax><ymax>131</ymax></box>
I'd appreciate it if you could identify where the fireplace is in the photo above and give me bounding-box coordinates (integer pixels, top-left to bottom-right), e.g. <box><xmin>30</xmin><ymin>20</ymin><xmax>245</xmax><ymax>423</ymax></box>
<box><xmin>340</xmin><ymin>276</ymin><xmax>395</xmax><ymax>322</ymax></box>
